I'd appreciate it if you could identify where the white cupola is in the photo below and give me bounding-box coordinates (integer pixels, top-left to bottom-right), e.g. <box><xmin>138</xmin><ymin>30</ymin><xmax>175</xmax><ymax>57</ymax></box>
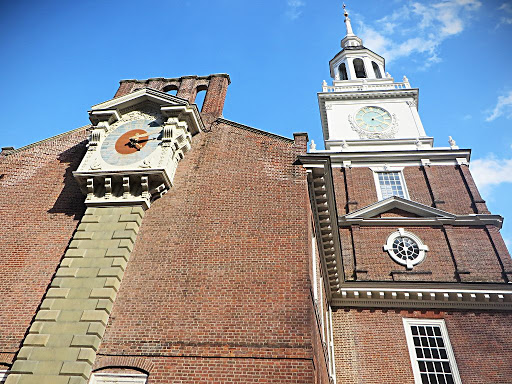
<box><xmin>329</xmin><ymin>4</ymin><xmax>385</xmax><ymax>81</ymax></box>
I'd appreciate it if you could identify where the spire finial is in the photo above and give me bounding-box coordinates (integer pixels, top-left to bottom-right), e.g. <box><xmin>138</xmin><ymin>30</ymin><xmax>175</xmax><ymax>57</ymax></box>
<box><xmin>342</xmin><ymin>3</ymin><xmax>354</xmax><ymax>36</ymax></box>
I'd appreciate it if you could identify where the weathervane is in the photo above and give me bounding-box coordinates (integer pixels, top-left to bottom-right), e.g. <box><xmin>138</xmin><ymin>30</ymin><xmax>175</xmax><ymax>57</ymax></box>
<box><xmin>342</xmin><ymin>2</ymin><xmax>354</xmax><ymax>35</ymax></box>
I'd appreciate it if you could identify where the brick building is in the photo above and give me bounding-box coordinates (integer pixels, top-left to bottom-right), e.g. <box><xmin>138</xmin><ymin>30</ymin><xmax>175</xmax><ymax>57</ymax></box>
<box><xmin>1</xmin><ymin>7</ymin><xmax>511</xmax><ymax>384</ymax></box>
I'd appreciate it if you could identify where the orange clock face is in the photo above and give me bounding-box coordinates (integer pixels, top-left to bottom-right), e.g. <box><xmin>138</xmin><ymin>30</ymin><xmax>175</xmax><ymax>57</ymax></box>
<box><xmin>100</xmin><ymin>119</ymin><xmax>162</xmax><ymax>166</ymax></box>
<box><xmin>115</xmin><ymin>129</ymin><xmax>149</xmax><ymax>154</ymax></box>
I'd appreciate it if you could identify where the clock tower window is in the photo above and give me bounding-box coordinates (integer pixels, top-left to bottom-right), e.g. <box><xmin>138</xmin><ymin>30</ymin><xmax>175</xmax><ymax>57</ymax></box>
<box><xmin>353</xmin><ymin>58</ymin><xmax>367</xmax><ymax>78</ymax></box>
<box><xmin>338</xmin><ymin>63</ymin><xmax>348</xmax><ymax>80</ymax></box>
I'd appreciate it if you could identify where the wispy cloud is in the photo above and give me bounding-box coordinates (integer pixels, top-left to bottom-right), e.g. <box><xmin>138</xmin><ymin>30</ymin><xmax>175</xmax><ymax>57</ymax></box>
<box><xmin>497</xmin><ymin>3</ymin><xmax>512</xmax><ymax>28</ymax></box>
<box><xmin>285</xmin><ymin>0</ymin><xmax>305</xmax><ymax>20</ymax></box>
<box><xmin>471</xmin><ymin>156</ymin><xmax>512</xmax><ymax>198</ymax></box>
<box><xmin>358</xmin><ymin>0</ymin><xmax>481</xmax><ymax>65</ymax></box>
<box><xmin>486</xmin><ymin>90</ymin><xmax>512</xmax><ymax>122</ymax></box>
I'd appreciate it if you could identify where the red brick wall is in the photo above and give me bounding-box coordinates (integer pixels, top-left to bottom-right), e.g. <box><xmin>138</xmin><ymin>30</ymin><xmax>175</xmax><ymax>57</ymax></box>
<box><xmin>422</xmin><ymin>165</ymin><xmax>475</xmax><ymax>214</ymax></box>
<box><xmin>94</xmin><ymin>357</ymin><xmax>313</xmax><ymax>383</ymax></box>
<box><xmin>332</xmin><ymin>164</ymin><xmax>509</xmax><ymax>283</ymax></box>
<box><xmin>342</xmin><ymin>225</ymin><xmax>508</xmax><ymax>283</ymax></box>
<box><xmin>332</xmin><ymin>309</ymin><xmax>512</xmax><ymax>384</ymax></box>
<box><xmin>0</xmin><ymin>128</ymin><xmax>88</xmax><ymax>364</ymax></box>
<box><xmin>95</xmin><ymin>121</ymin><xmax>317</xmax><ymax>381</ymax></box>
<box><xmin>333</xmin><ymin>165</ymin><xmax>485</xmax><ymax>215</ymax></box>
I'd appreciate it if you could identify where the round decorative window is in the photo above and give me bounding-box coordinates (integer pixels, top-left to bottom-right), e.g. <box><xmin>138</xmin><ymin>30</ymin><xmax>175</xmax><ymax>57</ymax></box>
<box><xmin>384</xmin><ymin>228</ymin><xmax>429</xmax><ymax>269</ymax></box>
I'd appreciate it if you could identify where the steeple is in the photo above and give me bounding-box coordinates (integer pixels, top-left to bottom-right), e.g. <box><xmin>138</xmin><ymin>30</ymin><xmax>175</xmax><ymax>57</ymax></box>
<box><xmin>341</xmin><ymin>3</ymin><xmax>362</xmax><ymax>48</ymax></box>
<box><xmin>319</xmin><ymin>4</ymin><xmax>426</xmax><ymax>152</ymax></box>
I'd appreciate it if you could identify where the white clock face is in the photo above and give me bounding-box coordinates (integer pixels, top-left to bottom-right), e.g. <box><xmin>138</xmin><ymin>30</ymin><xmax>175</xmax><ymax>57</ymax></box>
<box><xmin>100</xmin><ymin>119</ymin><xmax>162</xmax><ymax>166</ymax></box>
<box><xmin>355</xmin><ymin>106</ymin><xmax>392</xmax><ymax>133</ymax></box>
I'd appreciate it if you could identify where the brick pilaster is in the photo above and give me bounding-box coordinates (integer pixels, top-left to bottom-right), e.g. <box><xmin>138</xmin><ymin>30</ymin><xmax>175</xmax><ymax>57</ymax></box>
<box><xmin>458</xmin><ymin>164</ymin><xmax>490</xmax><ymax>214</ymax></box>
<box><xmin>421</xmin><ymin>164</ymin><xmax>444</xmax><ymax>208</ymax></box>
<box><xmin>343</xmin><ymin>167</ymin><xmax>358</xmax><ymax>213</ymax></box>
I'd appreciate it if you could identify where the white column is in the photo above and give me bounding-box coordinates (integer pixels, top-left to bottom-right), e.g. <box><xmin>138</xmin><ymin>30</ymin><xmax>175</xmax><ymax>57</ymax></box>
<box><xmin>312</xmin><ymin>235</ymin><xmax>318</xmax><ymax>302</ymax></box>
<box><xmin>363</xmin><ymin>57</ymin><xmax>376</xmax><ymax>79</ymax></box>
<box><xmin>328</xmin><ymin>306</ymin><xmax>337</xmax><ymax>383</ymax></box>
<box><xmin>346</xmin><ymin>57</ymin><xmax>357</xmax><ymax>80</ymax></box>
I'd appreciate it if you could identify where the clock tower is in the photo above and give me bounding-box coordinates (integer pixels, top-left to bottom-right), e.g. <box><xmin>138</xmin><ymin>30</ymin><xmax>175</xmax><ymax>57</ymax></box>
<box><xmin>319</xmin><ymin>5</ymin><xmax>429</xmax><ymax>152</ymax></box>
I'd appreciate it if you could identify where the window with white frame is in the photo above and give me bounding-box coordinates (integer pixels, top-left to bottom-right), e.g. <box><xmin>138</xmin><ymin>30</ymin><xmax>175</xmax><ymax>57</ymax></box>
<box><xmin>89</xmin><ymin>373</ymin><xmax>148</xmax><ymax>384</ymax></box>
<box><xmin>403</xmin><ymin>318</ymin><xmax>461</xmax><ymax>384</ymax></box>
<box><xmin>374</xmin><ymin>170</ymin><xmax>409</xmax><ymax>200</ymax></box>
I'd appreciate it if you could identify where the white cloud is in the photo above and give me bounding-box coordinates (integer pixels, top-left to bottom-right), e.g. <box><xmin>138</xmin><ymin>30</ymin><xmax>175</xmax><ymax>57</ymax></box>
<box><xmin>358</xmin><ymin>0</ymin><xmax>481</xmax><ymax>65</ymax></box>
<box><xmin>505</xmin><ymin>237</ymin><xmax>511</xmax><ymax>249</ymax></box>
<box><xmin>470</xmin><ymin>156</ymin><xmax>512</xmax><ymax>197</ymax></box>
<box><xmin>497</xmin><ymin>3</ymin><xmax>512</xmax><ymax>28</ymax></box>
<box><xmin>486</xmin><ymin>91</ymin><xmax>512</xmax><ymax>122</ymax></box>
<box><xmin>285</xmin><ymin>0</ymin><xmax>305</xmax><ymax>20</ymax></box>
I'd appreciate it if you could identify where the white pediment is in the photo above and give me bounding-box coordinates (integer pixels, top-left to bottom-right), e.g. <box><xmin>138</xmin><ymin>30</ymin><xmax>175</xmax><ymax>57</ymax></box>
<box><xmin>343</xmin><ymin>196</ymin><xmax>456</xmax><ymax>220</ymax></box>
<box><xmin>88</xmin><ymin>88</ymin><xmax>204</xmax><ymax>134</ymax></box>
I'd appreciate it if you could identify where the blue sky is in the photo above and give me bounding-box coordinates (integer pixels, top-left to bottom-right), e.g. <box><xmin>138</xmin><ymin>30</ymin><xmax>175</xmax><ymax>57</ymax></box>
<box><xmin>1</xmin><ymin>0</ymin><xmax>511</xmax><ymax>245</ymax></box>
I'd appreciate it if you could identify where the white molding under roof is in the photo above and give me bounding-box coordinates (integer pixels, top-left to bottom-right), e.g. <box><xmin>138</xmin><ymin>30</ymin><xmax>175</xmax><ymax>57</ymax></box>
<box><xmin>332</xmin><ymin>285</ymin><xmax>512</xmax><ymax>311</ymax></box>
<box><xmin>304</xmin><ymin>156</ymin><xmax>344</xmax><ymax>300</ymax></box>
<box><xmin>308</xmin><ymin>148</ymin><xmax>472</xmax><ymax>167</ymax></box>
<box><xmin>338</xmin><ymin>196</ymin><xmax>503</xmax><ymax>228</ymax></box>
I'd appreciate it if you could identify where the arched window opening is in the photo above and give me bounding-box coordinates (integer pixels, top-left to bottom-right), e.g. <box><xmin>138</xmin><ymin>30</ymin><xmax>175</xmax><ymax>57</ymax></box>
<box><xmin>162</xmin><ymin>84</ymin><xmax>178</xmax><ymax>96</ymax></box>
<box><xmin>194</xmin><ymin>89</ymin><xmax>207</xmax><ymax>112</ymax></box>
<box><xmin>353</xmin><ymin>58</ymin><xmax>367</xmax><ymax>78</ymax></box>
<box><xmin>338</xmin><ymin>63</ymin><xmax>348</xmax><ymax>80</ymax></box>
<box><xmin>372</xmin><ymin>61</ymin><xmax>382</xmax><ymax>79</ymax></box>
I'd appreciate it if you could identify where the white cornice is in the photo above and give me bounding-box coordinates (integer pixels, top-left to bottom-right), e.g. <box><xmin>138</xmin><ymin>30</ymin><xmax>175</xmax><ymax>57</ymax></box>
<box><xmin>91</xmin><ymin>88</ymin><xmax>187</xmax><ymax>110</ymax></box>
<box><xmin>305</xmin><ymin>157</ymin><xmax>344</xmax><ymax>301</ymax></box>
<box><xmin>331</xmin><ymin>286</ymin><xmax>512</xmax><ymax>310</ymax></box>
<box><xmin>301</xmin><ymin>149</ymin><xmax>471</xmax><ymax>168</ymax></box>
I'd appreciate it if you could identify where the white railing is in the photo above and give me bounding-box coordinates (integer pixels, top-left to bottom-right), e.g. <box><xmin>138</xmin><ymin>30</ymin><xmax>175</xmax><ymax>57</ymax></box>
<box><xmin>322</xmin><ymin>81</ymin><xmax>411</xmax><ymax>92</ymax></box>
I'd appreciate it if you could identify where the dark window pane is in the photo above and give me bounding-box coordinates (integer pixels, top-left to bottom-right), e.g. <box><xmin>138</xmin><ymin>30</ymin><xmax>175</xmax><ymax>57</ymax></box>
<box><xmin>419</xmin><ymin>361</ymin><xmax>426</xmax><ymax>372</ymax></box>
<box><xmin>424</xmin><ymin>349</ymin><xmax>432</xmax><ymax>358</ymax></box>
<box><xmin>421</xmin><ymin>374</ymin><xmax>429</xmax><ymax>384</ymax></box>
<box><xmin>432</xmin><ymin>349</ymin><xmax>440</xmax><ymax>359</ymax></box>
<box><xmin>442</xmin><ymin>362</ymin><xmax>451</xmax><ymax>373</ymax></box>
<box><xmin>437</xmin><ymin>338</ymin><xmax>445</xmax><ymax>348</ymax></box>
<box><xmin>429</xmin><ymin>373</ymin><xmax>438</xmax><ymax>384</ymax></box>
<box><xmin>426</xmin><ymin>361</ymin><xmax>434</xmax><ymax>372</ymax></box>
<box><xmin>414</xmin><ymin>337</ymin><xmax>421</xmax><ymax>347</ymax></box>
<box><xmin>434</xmin><ymin>327</ymin><xmax>441</xmax><ymax>336</ymax></box>
<box><xmin>446</xmin><ymin>376</ymin><xmax>454</xmax><ymax>384</ymax></box>
<box><xmin>440</xmin><ymin>349</ymin><xmax>448</xmax><ymax>359</ymax></box>
<box><xmin>353</xmin><ymin>58</ymin><xmax>367</xmax><ymax>78</ymax></box>
<box><xmin>416</xmin><ymin>348</ymin><xmax>424</xmax><ymax>358</ymax></box>
<box><xmin>434</xmin><ymin>362</ymin><xmax>442</xmax><ymax>372</ymax></box>
<box><xmin>427</xmin><ymin>327</ymin><xmax>434</xmax><ymax>336</ymax></box>
<box><xmin>339</xmin><ymin>63</ymin><xmax>348</xmax><ymax>80</ymax></box>
<box><xmin>419</xmin><ymin>327</ymin><xmax>426</xmax><ymax>336</ymax></box>
<box><xmin>438</xmin><ymin>375</ymin><xmax>446</xmax><ymax>384</ymax></box>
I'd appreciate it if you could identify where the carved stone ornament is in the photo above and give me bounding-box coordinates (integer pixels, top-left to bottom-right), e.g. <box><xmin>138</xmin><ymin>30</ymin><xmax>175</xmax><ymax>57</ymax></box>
<box><xmin>348</xmin><ymin>112</ymin><xmax>399</xmax><ymax>139</ymax></box>
<box><xmin>73</xmin><ymin>88</ymin><xmax>203</xmax><ymax>210</ymax></box>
